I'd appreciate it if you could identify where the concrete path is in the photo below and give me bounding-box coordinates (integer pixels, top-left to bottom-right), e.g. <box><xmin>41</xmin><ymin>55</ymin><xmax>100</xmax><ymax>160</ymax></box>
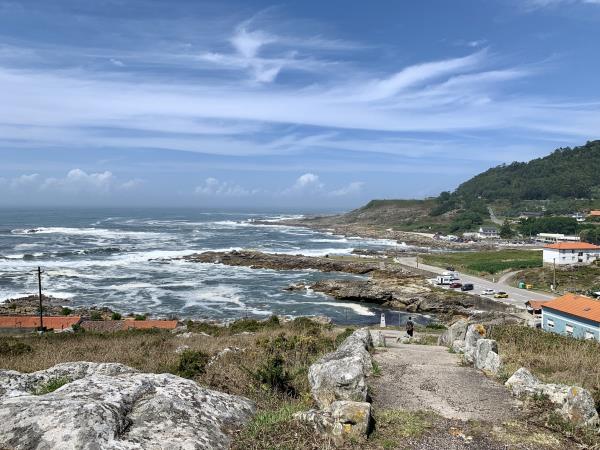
<box><xmin>396</xmin><ymin>256</ymin><xmax>556</xmax><ymax>309</ymax></box>
<box><xmin>371</xmin><ymin>336</ymin><xmax>519</xmax><ymax>422</ymax></box>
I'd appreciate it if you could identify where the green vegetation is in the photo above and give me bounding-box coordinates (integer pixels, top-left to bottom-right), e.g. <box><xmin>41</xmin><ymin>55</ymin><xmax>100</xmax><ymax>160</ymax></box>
<box><xmin>134</xmin><ymin>314</ymin><xmax>147</xmax><ymax>321</ymax></box>
<box><xmin>0</xmin><ymin>340</ymin><xmax>32</xmax><ymax>356</ymax></box>
<box><xmin>455</xmin><ymin>140</ymin><xmax>600</xmax><ymax>201</ymax></box>
<box><xmin>111</xmin><ymin>312</ymin><xmax>122</xmax><ymax>320</ymax></box>
<box><xmin>512</xmin><ymin>263</ymin><xmax>600</xmax><ymax>295</ymax></box>
<box><xmin>60</xmin><ymin>307</ymin><xmax>72</xmax><ymax>316</ymax></box>
<box><xmin>34</xmin><ymin>376</ymin><xmax>71</xmax><ymax>395</ymax></box>
<box><xmin>422</xmin><ymin>249</ymin><xmax>542</xmax><ymax>275</ymax></box>
<box><xmin>90</xmin><ymin>311</ymin><xmax>103</xmax><ymax>321</ymax></box>
<box><xmin>518</xmin><ymin>216</ymin><xmax>579</xmax><ymax>236</ymax></box>
<box><xmin>176</xmin><ymin>350</ymin><xmax>210</xmax><ymax>378</ymax></box>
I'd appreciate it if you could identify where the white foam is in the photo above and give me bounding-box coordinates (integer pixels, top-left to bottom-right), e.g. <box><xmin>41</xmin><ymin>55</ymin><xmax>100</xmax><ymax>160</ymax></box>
<box><xmin>301</xmin><ymin>301</ymin><xmax>375</xmax><ymax>316</ymax></box>
<box><xmin>10</xmin><ymin>227</ymin><xmax>165</xmax><ymax>240</ymax></box>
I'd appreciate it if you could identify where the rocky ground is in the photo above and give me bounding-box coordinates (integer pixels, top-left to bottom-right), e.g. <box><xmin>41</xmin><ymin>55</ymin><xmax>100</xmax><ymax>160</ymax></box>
<box><xmin>181</xmin><ymin>250</ymin><xmax>509</xmax><ymax>319</ymax></box>
<box><xmin>0</xmin><ymin>295</ymin><xmax>115</xmax><ymax>319</ymax></box>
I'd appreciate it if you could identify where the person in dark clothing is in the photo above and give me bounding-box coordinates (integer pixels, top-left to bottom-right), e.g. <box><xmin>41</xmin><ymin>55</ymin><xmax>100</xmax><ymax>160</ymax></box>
<box><xmin>406</xmin><ymin>317</ymin><xmax>414</xmax><ymax>338</ymax></box>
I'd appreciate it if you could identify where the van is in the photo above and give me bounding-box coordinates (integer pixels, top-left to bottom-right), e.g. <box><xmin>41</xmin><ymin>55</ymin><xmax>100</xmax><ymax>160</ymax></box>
<box><xmin>442</xmin><ymin>271</ymin><xmax>460</xmax><ymax>280</ymax></box>
<box><xmin>436</xmin><ymin>275</ymin><xmax>453</xmax><ymax>285</ymax></box>
<box><xmin>461</xmin><ymin>283</ymin><xmax>474</xmax><ymax>291</ymax></box>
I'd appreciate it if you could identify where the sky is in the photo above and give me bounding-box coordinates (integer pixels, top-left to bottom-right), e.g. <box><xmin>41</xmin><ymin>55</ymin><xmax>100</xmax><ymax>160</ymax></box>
<box><xmin>1</xmin><ymin>0</ymin><xmax>599</xmax><ymax>209</ymax></box>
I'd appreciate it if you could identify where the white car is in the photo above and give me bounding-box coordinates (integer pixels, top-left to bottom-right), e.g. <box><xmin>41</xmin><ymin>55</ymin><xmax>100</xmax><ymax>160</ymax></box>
<box><xmin>481</xmin><ymin>288</ymin><xmax>495</xmax><ymax>295</ymax></box>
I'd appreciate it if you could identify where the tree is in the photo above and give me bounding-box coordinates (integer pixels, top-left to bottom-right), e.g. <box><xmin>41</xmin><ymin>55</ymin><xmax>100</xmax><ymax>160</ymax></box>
<box><xmin>500</xmin><ymin>220</ymin><xmax>515</xmax><ymax>239</ymax></box>
<box><xmin>580</xmin><ymin>227</ymin><xmax>600</xmax><ymax>245</ymax></box>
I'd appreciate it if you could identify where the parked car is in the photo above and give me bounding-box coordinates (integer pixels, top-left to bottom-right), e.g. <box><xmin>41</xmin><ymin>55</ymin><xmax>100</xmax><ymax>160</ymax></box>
<box><xmin>449</xmin><ymin>282</ymin><xmax>462</xmax><ymax>289</ymax></box>
<box><xmin>494</xmin><ymin>291</ymin><xmax>509</xmax><ymax>298</ymax></box>
<box><xmin>481</xmin><ymin>288</ymin><xmax>495</xmax><ymax>295</ymax></box>
<box><xmin>461</xmin><ymin>283</ymin><xmax>474</xmax><ymax>291</ymax></box>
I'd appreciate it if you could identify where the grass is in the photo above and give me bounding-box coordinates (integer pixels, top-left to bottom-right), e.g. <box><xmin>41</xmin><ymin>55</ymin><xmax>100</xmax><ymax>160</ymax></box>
<box><xmin>489</xmin><ymin>324</ymin><xmax>600</xmax><ymax>406</ymax></box>
<box><xmin>512</xmin><ymin>262</ymin><xmax>600</xmax><ymax>295</ymax></box>
<box><xmin>422</xmin><ymin>249</ymin><xmax>543</xmax><ymax>276</ymax></box>
<box><xmin>34</xmin><ymin>376</ymin><xmax>71</xmax><ymax>395</ymax></box>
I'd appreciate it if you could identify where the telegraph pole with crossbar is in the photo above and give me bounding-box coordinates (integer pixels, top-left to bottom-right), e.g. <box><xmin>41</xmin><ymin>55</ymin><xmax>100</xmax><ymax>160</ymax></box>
<box><xmin>37</xmin><ymin>266</ymin><xmax>45</xmax><ymax>332</ymax></box>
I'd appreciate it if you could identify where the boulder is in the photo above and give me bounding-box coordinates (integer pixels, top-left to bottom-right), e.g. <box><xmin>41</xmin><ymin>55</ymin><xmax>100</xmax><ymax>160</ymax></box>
<box><xmin>473</xmin><ymin>339</ymin><xmax>501</xmax><ymax>375</ymax></box>
<box><xmin>451</xmin><ymin>339</ymin><xmax>465</xmax><ymax>353</ymax></box>
<box><xmin>294</xmin><ymin>401</ymin><xmax>371</xmax><ymax>443</ymax></box>
<box><xmin>438</xmin><ymin>319</ymin><xmax>468</xmax><ymax>347</ymax></box>
<box><xmin>506</xmin><ymin>368</ymin><xmax>599</xmax><ymax>428</ymax></box>
<box><xmin>370</xmin><ymin>330</ymin><xmax>386</xmax><ymax>348</ymax></box>
<box><xmin>463</xmin><ymin>324</ymin><xmax>487</xmax><ymax>363</ymax></box>
<box><xmin>308</xmin><ymin>328</ymin><xmax>372</xmax><ymax>409</ymax></box>
<box><xmin>0</xmin><ymin>362</ymin><xmax>256</xmax><ymax>450</ymax></box>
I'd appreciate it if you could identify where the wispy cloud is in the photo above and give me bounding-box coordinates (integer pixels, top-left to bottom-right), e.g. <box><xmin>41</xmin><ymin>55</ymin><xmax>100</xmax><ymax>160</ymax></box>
<box><xmin>194</xmin><ymin>177</ymin><xmax>257</xmax><ymax>196</ymax></box>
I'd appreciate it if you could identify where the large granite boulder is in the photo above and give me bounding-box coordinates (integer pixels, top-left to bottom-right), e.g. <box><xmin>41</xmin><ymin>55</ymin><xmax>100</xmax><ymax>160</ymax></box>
<box><xmin>370</xmin><ymin>330</ymin><xmax>386</xmax><ymax>348</ymax></box>
<box><xmin>473</xmin><ymin>339</ymin><xmax>501</xmax><ymax>375</ymax></box>
<box><xmin>308</xmin><ymin>328</ymin><xmax>373</xmax><ymax>409</ymax></box>
<box><xmin>506</xmin><ymin>368</ymin><xmax>599</xmax><ymax>428</ymax></box>
<box><xmin>295</xmin><ymin>401</ymin><xmax>371</xmax><ymax>444</ymax></box>
<box><xmin>0</xmin><ymin>362</ymin><xmax>256</xmax><ymax>450</ymax></box>
<box><xmin>438</xmin><ymin>319</ymin><xmax>468</xmax><ymax>347</ymax></box>
<box><xmin>463</xmin><ymin>324</ymin><xmax>488</xmax><ymax>363</ymax></box>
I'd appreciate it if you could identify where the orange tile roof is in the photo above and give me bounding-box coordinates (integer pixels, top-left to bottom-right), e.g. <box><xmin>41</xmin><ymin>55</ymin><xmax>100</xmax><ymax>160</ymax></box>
<box><xmin>122</xmin><ymin>320</ymin><xmax>178</xmax><ymax>330</ymax></box>
<box><xmin>526</xmin><ymin>300</ymin><xmax>550</xmax><ymax>310</ymax></box>
<box><xmin>544</xmin><ymin>242</ymin><xmax>600</xmax><ymax>250</ymax></box>
<box><xmin>589</xmin><ymin>210</ymin><xmax>600</xmax><ymax>216</ymax></box>
<box><xmin>0</xmin><ymin>316</ymin><xmax>81</xmax><ymax>329</ymax></box>
<box><xmin>542</xmin><ymin>294</ymin><xmax>600</xmax><ymax>323</ymax></box>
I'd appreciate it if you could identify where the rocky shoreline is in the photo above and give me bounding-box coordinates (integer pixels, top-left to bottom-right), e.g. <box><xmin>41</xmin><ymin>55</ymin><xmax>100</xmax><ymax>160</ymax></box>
<box><xmin>180</xmin><ymin>250</ymin><xmax>515</xmax><ymax>320</ymax></box>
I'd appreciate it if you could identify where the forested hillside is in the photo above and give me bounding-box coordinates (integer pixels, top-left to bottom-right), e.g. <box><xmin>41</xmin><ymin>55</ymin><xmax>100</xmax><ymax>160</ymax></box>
<box><xmin>454</xmin><ymin>140</ymin><xmax>600</xmax><ymax>201</ymax></box>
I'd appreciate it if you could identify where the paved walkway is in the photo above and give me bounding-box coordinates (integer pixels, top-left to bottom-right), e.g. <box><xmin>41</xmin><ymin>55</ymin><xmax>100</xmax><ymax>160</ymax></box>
<box><xmin>396</xmin><ymin>256</ymin><xmax>556</xmax><ymax>309</ymax></box>
<box><xmin>371</xmin><ymin>335</ymin><xmax>519</xmax><ymax>421</ymax></box>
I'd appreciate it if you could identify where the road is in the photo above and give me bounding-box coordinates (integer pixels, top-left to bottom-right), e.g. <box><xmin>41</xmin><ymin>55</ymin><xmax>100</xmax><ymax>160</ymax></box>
<box><xmin>488</xmin><ymin>206</ymin><xmax>503</xmax><ymax>225</ymax></box>
<box><xmin>396</xmin><ymin>256</ymin><xmax>557</xmax><ymax>309</ymax></box>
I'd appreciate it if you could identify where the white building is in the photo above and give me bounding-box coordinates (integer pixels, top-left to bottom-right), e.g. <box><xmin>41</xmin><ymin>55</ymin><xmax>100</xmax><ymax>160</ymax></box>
<box><xmin>543</xmin><ymin>242</ymin><xmax>600</xmax><ymax>266</ymax></box>
<box><xmin>535</xmin><ymin>233</ymin><xmax>581</xmax><ymax>243</ymax></box>
<box><xmin>478</xmin><ymin>227</ymin><xmax>499</xmax><ymax>239</ymax></box>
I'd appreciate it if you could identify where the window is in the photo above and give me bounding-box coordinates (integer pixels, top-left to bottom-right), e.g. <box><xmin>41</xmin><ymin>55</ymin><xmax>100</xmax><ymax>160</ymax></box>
<box><xmin>585</xmin><ymin>331</ymin><xmax>595</xmax><ymax>340</ymax></box>
<box><xmin>565</xmin><ymin>324</ymin><xmax>574</xmax><ymax>335</ymax></box>
<box><xmin>547</xmin><ymin>319</ymin><xmax>554</xmax><ymax>329</ymax></box>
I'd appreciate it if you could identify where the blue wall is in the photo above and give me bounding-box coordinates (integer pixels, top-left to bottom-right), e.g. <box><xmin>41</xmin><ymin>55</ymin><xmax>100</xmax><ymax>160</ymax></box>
<box><xmin>542</xmin><ymin>308</ymin><xmax>600</xmax><ymax>340</ymax></box>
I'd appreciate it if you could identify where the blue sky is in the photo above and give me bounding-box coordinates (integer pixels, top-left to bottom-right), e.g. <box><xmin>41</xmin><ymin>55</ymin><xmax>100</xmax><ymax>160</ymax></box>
<box><xmin>1</xmin><ymin>0</ymin><xmax>599</xmax><ymax>209</ymax></box>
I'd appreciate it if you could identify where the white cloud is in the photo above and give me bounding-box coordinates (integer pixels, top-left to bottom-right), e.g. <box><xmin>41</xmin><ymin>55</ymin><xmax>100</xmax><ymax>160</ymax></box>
<box><xmin>230</xmin><ymin>27</ymin><xmax>275</xmax><ymax>59</ymax></box>
<box><xmin>109</xmin><ymin>58</ymin><xmax>125</xmax><ymax>67</ymax></box>
<box><xmin>194</xmin><ymin>177</ymin><xmax>256</xmax><ymax>196</ymax></box>
<box><xmin>328</xmin><ymin>181</ymin><xmax>364</xmax><ymax>197</ymax></box>
<box><xmin>523</xmin><ymin>0</ymin><xmax>600</xmax><ymax>8</ymax></box>
<box><xmin>9</xmin><ymin>173</ymin><xmax>40</xmax><ymax>189</ymax></box>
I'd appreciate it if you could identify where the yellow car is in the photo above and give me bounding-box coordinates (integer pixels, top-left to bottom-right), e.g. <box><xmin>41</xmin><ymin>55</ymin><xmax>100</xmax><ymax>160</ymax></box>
<box><xmin>494</xmin><ymin>291</ymin><xmax>509</xmax><ymax>298</ymax></box>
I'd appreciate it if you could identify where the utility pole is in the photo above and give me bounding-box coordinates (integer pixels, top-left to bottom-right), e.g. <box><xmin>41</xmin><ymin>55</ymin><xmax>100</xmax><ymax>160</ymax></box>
<box><xmin>37</xmin><ymin>266</ymin><xmax>44</xmax><ymax>332</ymax></box>
<box><xmin>552</xmin><ymin>258</ymin><xmax>556</xmax><ymax>292</ymax></box>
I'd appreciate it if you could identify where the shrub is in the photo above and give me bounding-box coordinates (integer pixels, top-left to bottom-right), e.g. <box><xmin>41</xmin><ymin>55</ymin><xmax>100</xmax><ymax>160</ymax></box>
<box><xmin>425</xmin><ymin>323</ymin><xmax>446</xmax><ymax>330</ymax></box>
<box><xmin>134</xmin><ymin>314</ymin><xmax>147</xmax><ymax>321</ymax></box>
<box><xmin>111</xmin><ymin>312</ymin><xmax>122</xmax><ymax>320</ymax></box>
<box><xmin>90</xmin><ymin>311</ymin><xmax>103</xmax><ymax>321</ymax></box>
<box><xmin>0</xmin><ymin>340</ymin><xmax>33</xmax><ymax>356</ymax></box>
<box><xmin>186</xmin><ymin>320</ymin><xmax>225</xmax><ymax>336</ymax></box>
<box><xmin>177</xmin><ymin>350</ymin><xmax>210</xmax><ymax>379</ymax></box>
<box><xmin>251</xmin><ymin>355</ymin><xmax>295</xmax><ymax>395</ymax></box>
<box><xmin>289</xmin><ymin>317</ymin><xmax>322</xmax><ymax>334</ymax></box>
<box><xmin>60</xmin><ymin>307</ymin><xmax>72</xmax><ymax>316</ymax></box>
<box><xmin>34</xmin><ymin>376</ymin><xmax>70</xmax><ymax>395</ymax></box>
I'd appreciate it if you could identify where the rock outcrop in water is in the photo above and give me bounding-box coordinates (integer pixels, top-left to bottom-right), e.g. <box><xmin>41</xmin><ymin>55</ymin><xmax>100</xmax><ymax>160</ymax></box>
<box><xmin>0</xmin><ymin>362</ymin><xmax>255</xmax><ymax>450</ymax></box>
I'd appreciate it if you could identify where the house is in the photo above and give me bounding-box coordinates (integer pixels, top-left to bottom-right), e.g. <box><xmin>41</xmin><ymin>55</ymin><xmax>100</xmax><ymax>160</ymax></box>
<box><xmin>588</xmin><ymin>210</ymin><xmax>600</xmax><ymax>218</ymax></box>
<box><xmin>542</xmin><ymin>242</ymin><xmax>600</xmax><ymax>266</ymax></box>
<box><xmin>526</xmin><ymin>300</ymin><xmax>550</xmax><ymax>316</ymax></box>
<box><xmin>541</xmin><ymin>294</ymin><xmax>600</xmax><ymax>341</ymax></box>
<box><xmin>478</xmin><ymin>227</ymin><xmax>499</xmax><ymax>239</ymax></box>
<box><xmin>0</xmin><ymin>316</ymin><xmax>81</xmax><ymax>333</ymax></box>
<box><xmin>572</xmin><ymin>212</ymin><xmax>586</xmax><ymax>222</ymax></box>
<box><xmin>80</xmin><ymin>319</ymin><xmax>178</xmax><ymax>332</ymax></box>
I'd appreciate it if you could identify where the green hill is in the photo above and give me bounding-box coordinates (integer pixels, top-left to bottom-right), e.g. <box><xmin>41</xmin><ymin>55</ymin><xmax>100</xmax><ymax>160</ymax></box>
<box><xmin>455</xmin><ymin>140</ymin><xmax>600</xmax><ymax>201</ymax></box>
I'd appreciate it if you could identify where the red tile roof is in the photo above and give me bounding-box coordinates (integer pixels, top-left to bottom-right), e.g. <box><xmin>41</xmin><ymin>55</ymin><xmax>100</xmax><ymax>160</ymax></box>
<box><xmin>542</xmin><ymin>293</ymin><xmax>600</xmax><ymax>323</ymax></box>
<box><xmin>0</xmin><ymin>316</ymin><xmax>81</xmax><ymax>329</ymax></box>
<box><xmin>544</xmin><ymin>242</ymin><xmax>600</xmax><ymax>250</ymax></box>
<box><xmin>526</xmin><ymin>300</ymin><xmax>550</xmax><ymax>310</ymax></box>
<box><xmin>122</xmin><ymin>320</ymin><xmax>178</xmax><ymax>330</ymax></box>
<box><xmin>589</xmin><ymin>210</ymin><xmax>600</xmax><ymax>216</ymax></box>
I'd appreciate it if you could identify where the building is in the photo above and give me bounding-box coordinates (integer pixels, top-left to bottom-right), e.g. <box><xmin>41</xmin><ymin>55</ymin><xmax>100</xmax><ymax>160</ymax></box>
<box><xmin>0</xmin><ymin>316</ymin><xmax>81</xmax><ymax>333</ymax></box>
<box><xmin>572</xmin><ymin>212</ymin><xmax>586</xmax><ymax>222</ymax></box>
<box><xmin>526</xmin><ymin>300</ymin><xmax>549</xmax><ymax>316</ymax></box>
<box><xmin>80</xmin><ymin>319</ymin><xmax>179</xmax><ymax>332</ymax></box>
<box><xmin>519</xmin><ymin>211</ymin><xmax>544</xmax><ymax>219</ymax></box>
<box><xmin>588</xmin><ymin>210</ymin><xmax>600</xmax><ymax>218</ymax></box>
<box><xmin>535</xmin><ymin>233</ymin><xmax>580</xmax><ymax>243</ymax></box>
<box><xmin>542</xmin><ymin>242</ymin><xmax>600</xmax><ymax>266</ymax></box>
<box><xmin>478</xmin><ymin>227</ymin><xmax>499</xmax><ymax>239</ymax></box>
<box><xmin>541</xmin><ymin>294</ymin><xmax>600</xmax><ymax>341</ymax></box>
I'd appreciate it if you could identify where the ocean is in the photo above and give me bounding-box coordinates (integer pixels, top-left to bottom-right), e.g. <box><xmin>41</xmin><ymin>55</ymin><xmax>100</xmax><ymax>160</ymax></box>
<box><xmin>0</xmin><ymin>208</ymin><xmax>423</xmax><ymax>325</ymax></box>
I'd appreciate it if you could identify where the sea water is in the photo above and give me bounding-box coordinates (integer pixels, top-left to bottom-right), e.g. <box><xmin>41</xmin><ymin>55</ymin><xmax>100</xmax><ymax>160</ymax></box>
<box><xmin>0</xmin><ymin>208</ymin><xmax>425</xmax><ymax>325</ymax></box>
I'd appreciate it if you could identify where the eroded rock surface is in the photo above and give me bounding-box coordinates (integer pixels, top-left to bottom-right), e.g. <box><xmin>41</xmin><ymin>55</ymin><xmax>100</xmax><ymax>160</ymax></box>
<box><xmin>506</xmin><ymin>367</ymin><xmax>599</xmax><ymax>428</ymax></box>
<box><xmin>0</xmin><ymin>362</ymin><xmax>255</xmax><ymax>450</ymax></box>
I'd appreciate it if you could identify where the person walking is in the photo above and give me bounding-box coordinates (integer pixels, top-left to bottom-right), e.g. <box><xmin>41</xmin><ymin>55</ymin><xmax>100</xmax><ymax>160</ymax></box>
<box><xmin>406</xmin><ymin>316</ymin><xmax>414</xmax><ymax>338</ymax></box>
